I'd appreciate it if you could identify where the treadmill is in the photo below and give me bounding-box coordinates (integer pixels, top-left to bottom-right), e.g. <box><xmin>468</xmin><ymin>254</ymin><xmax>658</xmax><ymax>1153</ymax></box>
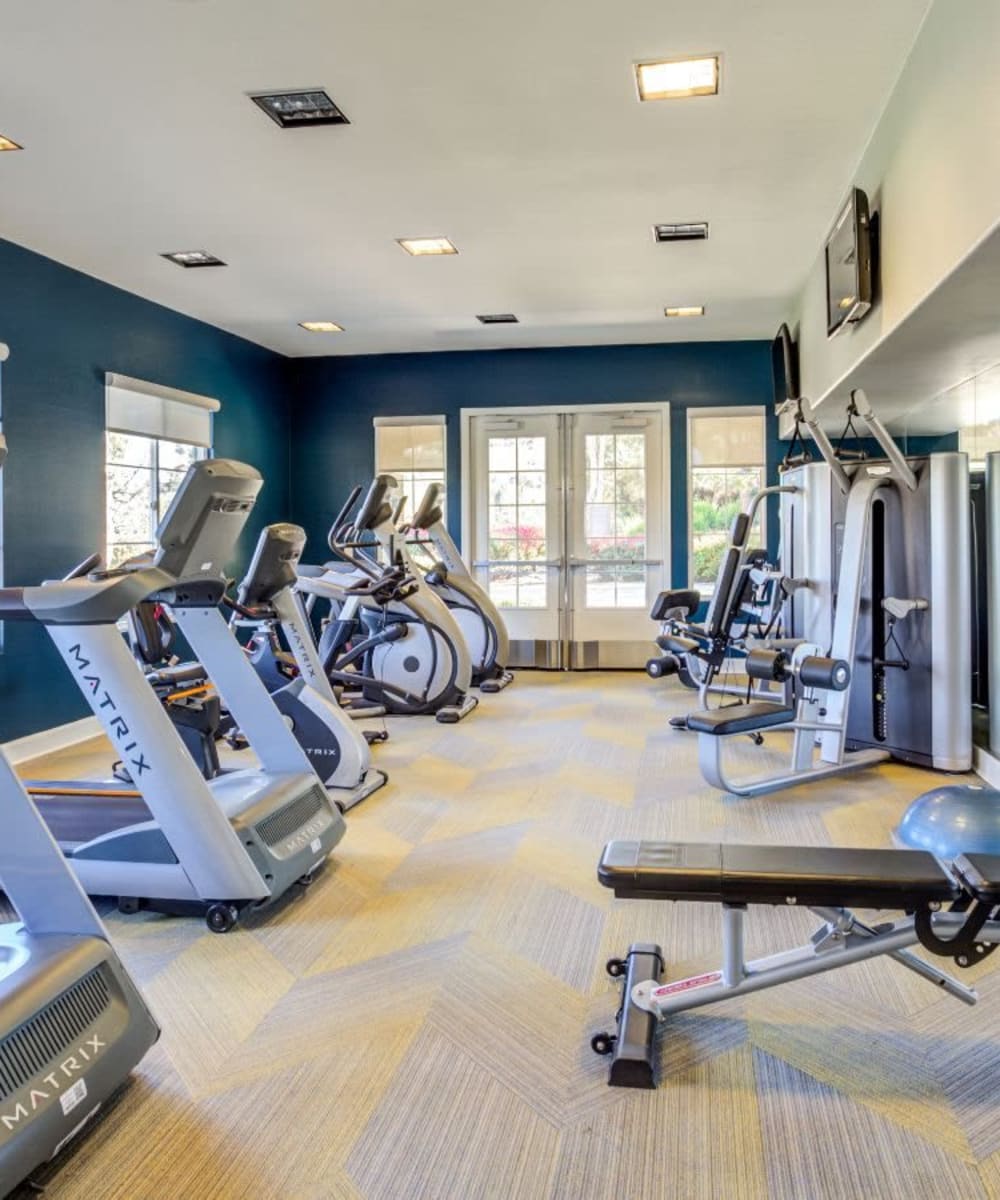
<box><xmin>10</xmin><ymin>459</ymin><xmax>347</xmax><ymax>932</ymax></box>
<box><xmin>0</xmin><ymin>438</ymin><xmax>158</xmax><ymax>1195</ymax></box>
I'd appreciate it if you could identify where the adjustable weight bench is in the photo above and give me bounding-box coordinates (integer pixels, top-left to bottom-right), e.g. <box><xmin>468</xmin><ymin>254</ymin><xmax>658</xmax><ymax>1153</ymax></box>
<box><xmin>592</xmin><ymin>839</ymin><xmax>1000</xmax><ymax>1088</ymax></box>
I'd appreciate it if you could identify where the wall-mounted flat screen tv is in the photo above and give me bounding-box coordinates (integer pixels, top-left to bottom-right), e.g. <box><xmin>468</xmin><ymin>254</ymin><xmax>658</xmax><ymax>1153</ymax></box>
<box><xmin>771</xmin><ymin>322</ymin><xmax>799</xmax><ymax>407</ymax></box>
<box><xmin>825</xmin><ymin>186</ymin><xmax>873</xmax><ymax>337</ymax></box>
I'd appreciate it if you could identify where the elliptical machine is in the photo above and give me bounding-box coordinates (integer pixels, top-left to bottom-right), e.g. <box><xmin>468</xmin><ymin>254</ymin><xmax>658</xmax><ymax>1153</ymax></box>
<box><xmin>302</xmin><ymin>477</ymin><xmax>479</xmax><ymax>723</ymax></box>
<box><xmin>125</xmin><ymin>525</ymin><xmax>389</xmax><ymax>811</ymax></box>
<box><xmin>399</xmin><ymin>483</ymin><xmax>513</xmax><ymax>693</ymax></box>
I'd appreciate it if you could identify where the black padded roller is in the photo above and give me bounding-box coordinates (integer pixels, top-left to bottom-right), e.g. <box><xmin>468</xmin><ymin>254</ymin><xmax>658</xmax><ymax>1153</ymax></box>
<box><xmin>646</xmin><ymin>655</ymin><xmax>679</xmax><ymax>679</ymax></box>
<box><xmin>745</xmin><ymin>648</ymin><xmax>788</xmax><ymax>682</ymax></box>
<box><xmin>799</xmin><ymin>655</ymin><xmax>851</xmax><ymax>691</ymax></box>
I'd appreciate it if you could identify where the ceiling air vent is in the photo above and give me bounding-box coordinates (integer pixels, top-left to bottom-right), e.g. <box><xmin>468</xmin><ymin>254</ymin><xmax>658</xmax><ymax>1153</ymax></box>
<box><xmin>250</xmin><ymin>89</ymin><xmax>349</xmax><ymax>129</ymax></box>
<box><xmin>476</xmin><ymin>314</ymin><xmax>519</xmax><ymax>324</ymax></box>
<box><xmin>161</xmin><ymin>250</ymin><xmax>226</xmax><ymax>268</ymax></box>
<box><xmin>653</xmin><ymin>222</ymin><xmax>709</xmax><ymax>243</ymax></box>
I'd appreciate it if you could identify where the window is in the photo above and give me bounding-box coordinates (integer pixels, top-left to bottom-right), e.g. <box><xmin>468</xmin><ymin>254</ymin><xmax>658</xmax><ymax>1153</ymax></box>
<box><xmin>373</xmin><ymin>416</ymin><xmax>446</xmax><ymax>523</ymax></box>
<box><xmin>105</xmin><ymin>375</ymin><xmax>216</xmax><ymax>567</ymax></box>
<box><xmin>688</xmin><ymin>409</ymin><xmax>766</xmax><ymax>594</ymax></box>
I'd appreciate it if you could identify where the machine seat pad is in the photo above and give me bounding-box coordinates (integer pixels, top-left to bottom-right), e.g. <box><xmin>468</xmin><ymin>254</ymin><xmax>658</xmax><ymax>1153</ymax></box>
<box><xmin>686</xmin><ymin>702</ymin><xmax>794</xmax><ymax>736</ymax></box>
<box><xmin>598</xmin><ymin>841</ymin><xmax>959</xmax><ymax>909</ymax></box>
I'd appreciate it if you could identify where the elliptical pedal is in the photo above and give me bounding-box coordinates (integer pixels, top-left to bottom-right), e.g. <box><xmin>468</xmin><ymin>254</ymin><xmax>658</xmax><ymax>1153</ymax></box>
<box><xmin>436</xmin><ymin>693</ymin><xmax>479</xmax><ymax>724</ymax></box>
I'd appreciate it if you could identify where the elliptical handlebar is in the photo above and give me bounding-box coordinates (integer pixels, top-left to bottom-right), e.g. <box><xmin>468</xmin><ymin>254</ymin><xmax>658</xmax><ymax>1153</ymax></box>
<box><xmin>354</xmin><ymin>475</ymin><xmax>396</xmax><ymax>533</ymax></box>
<box><xmin>62</xmin><ymin>552</ymin><xmax>104</xmax><ymax>581</ymax></box>
<box><xmin>328</xmin><ymin>485</ymin><xmax>363</xmax><ymax>553</ymax></box>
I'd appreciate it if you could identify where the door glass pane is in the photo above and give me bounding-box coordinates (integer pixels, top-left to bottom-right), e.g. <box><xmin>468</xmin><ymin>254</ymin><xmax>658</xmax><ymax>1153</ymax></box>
<box><xmin>517</xmin><ymin>437</ymin><xmax>545</xmax><ymax>471</ymax></box>
<box><xmin>615</xmin><ymin>434</ymin><xmax>645</xmax><ymax>468</ymax></box>
<box><xmin>488</xmin><ymin>565</ymin><xmax>518</xmax><ymax>608</ymax></box>
<box><xmin>617</xmin><ymin>564</ymin><xmax>647</xmax><ymax>608</ymax></box>
<box><xmin>517</xmin><ymin>471</ymin><xmax>545</xmax><ymax>504</ymax></box>
<box><xmin>517</xmin><ymin>505</ymin><xmax>546</xmax><ymax>541</ymax></box>
<box><xmin>517</xmin><ymin>565</ymin><xmax>547</xmax><ymax>608</ymax></box>
<box><xmin>488</xmin><ymin>437</ymin><xmax>516</xmax><ymax>471</ymax></box>
<box><xmin>586</xmin><ymin>467</ymin><xmax>616</xmax><ymax>504</ymax></box>
<box><xmin>489</xmin><ymin>472</ymin><xmax>516</xmax><ymax>505</ymax></box>
<box><xmin>585</xmin><ymin>563</ymin><xmax>616</xmax><ymax>608</ymax></box>
<box><xmin>489</xmin><ymin>505</ymin><xmax>517</xmax><ymax>537</ymax></box>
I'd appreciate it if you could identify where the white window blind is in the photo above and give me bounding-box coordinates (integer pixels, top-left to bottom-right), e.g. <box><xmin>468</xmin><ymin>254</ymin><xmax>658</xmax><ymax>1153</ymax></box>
<box><xmin>105</xmin><ymin>373</ymin><xmax>219</xmax><ymax>448</ymax></box>
<box><xmin>373</xmin><ymin>415</ymin><xmax>447</xmax><ymax>521</ymax></box>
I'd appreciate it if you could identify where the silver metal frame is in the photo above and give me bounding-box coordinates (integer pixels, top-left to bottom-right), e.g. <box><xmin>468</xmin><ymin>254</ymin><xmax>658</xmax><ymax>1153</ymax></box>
<box><xmin>631</xmin><ymin>904</ymin><xmax>981</xmax><ymax>1021</ymax></box>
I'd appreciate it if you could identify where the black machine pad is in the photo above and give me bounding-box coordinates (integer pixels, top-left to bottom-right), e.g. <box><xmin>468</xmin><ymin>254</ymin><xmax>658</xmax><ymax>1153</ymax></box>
<box><xmin>650</xmin><ymin>589</ymin><xmax>702</xmax><ymax>622</ymax></box>
<box><xmin>686</xmin><ymin>702</ymin><xmax>794</xmax><ymax>737</ymax></box>
<box><xmin>598</xmin><ymin>840</ymin><xmax>959</xmax><ymax>910</ymax></box>
<box><xmin>952</xmin><ymin>853</ymin><xmax>1000</xmax><ymax>902</ymax></box>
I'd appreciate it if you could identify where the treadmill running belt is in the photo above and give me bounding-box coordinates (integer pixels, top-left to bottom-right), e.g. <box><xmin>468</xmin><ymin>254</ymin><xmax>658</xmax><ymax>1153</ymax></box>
<box><xmin>29</xmin><ymin>787</ymin><xmax>154</xmax><ymax>843</ymax></box>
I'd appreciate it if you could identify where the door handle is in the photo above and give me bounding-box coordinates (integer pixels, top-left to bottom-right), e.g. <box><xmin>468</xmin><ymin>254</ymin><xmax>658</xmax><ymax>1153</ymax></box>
<box><xmin>471</xmin><ymin>559</ymin><xmax>563</xmax><ymax>569</ymax></box>
<box><xmin>567</xmin><ymin>558</ymin><xmax>663</xmax><ymax>568</ymax></box>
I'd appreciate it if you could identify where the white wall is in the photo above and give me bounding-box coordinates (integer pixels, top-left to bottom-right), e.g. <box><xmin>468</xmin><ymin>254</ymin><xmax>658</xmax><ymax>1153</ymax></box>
<box><xmin>795</xmin><ymin>0</ymin><xmax>1000</xmax><ymax>407</ymax></box>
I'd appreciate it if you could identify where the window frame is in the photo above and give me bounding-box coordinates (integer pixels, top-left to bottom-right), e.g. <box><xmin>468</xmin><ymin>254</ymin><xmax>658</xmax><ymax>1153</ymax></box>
<box><xmin>686</xmin><ymin>405</ymin><xmax>767</xmax><ymax>595</ymax></box>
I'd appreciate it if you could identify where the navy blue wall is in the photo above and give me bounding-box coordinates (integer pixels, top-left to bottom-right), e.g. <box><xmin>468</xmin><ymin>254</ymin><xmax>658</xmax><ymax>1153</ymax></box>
<box><xmin>288</xmin><ymin>341</ymin><xmax>781</xmax><ymax>584</ymax></box>
<box><xmin>0</xmin><ymin>237</ymin><xmax>291</xmax><ymax>739</ymax></box>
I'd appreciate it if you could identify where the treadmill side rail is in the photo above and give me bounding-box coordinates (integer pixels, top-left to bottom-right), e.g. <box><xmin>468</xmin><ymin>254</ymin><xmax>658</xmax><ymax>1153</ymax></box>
<box><xmin>45</xmin><ymin>623</ymin><xmax>271</xmax><ymax>904</ymax></box>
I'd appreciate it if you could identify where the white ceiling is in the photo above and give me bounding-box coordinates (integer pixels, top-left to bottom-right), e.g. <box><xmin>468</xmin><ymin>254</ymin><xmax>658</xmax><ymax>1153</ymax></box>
<box><xmin>0</xmin><ymin>0</ymin><xmax>931</xmax><ymax>357</ymax></box>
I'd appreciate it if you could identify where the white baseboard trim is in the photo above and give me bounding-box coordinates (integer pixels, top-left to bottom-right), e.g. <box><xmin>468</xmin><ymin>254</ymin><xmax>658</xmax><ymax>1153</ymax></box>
<box><xmin>974</xmin><ymin>742</ymin><xmax>1000</xmax><ymax>790</ymax></box>
<box><xmin>3</xmin><ymin>717</ymin><xmax>103</xmax><ymax>765</ymax></box>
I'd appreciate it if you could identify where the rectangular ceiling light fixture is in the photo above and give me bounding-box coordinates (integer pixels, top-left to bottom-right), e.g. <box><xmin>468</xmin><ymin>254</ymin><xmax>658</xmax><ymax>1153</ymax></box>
<box><xmin>161</xmin><ymin>250</ymin><xmax>226</xmax><ymax>268</ymax></box>
<box><xmin>250</xmin><ymin>89</ymin><xmax>349</xmax><ymax>129</ymax></box>
<box><xmin>476</xmin><ymin>313</ymin><xmax>518</xmax><ymax>324</ymax></box>
<box><xmin>653</xmin><ymin>221</ymin><xmax>709</xmax><ymax>243</ymax></box>
<box><xmin>299</xmin><ymin>321</ymin><xmax>344</xmax><ymax>333</ymax></box>
<box><xmin>397</xmin><ymin>237</ymin><xmax>458</xmax><ymax>256</ymax></box>
<box><xmin>0</xmin><ymin>134</ymin><xmax>22</xmax><ymax>151</ymax></box>
<box><xmin>636</xmin><ymin>56</ymin><xmax>719</xmax><ymax>101</ymax></box>
<box><xmin>664</xmin><ymin>305</ymin><xmax>705</xmax><ymax>318</ymax></box>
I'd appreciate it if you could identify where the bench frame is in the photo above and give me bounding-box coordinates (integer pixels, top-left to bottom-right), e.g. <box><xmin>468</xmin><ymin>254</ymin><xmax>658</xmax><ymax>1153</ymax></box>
<box><xmin>696</xmin><ymin>713</ymin><xmax>889</xmax><ymax>797</ymax></box>
<box><xmin>598</xmin><ymin>904</ymin><xmax>982</xmax><ymax>1088</ymax></box>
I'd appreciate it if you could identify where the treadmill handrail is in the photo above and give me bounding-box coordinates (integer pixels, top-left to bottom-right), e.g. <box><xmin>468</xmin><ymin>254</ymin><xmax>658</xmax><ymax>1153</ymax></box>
<box><xmin>17</xmin><ymin>567</ymin><xmax>178</xmax><ymax>625</ymax></box>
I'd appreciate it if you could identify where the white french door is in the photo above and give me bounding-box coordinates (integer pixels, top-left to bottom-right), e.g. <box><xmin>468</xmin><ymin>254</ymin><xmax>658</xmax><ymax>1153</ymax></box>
<box><xmin>465</xmin><ymin>406</ymin><xmax>668</xmax><ymax>669</ymax></box>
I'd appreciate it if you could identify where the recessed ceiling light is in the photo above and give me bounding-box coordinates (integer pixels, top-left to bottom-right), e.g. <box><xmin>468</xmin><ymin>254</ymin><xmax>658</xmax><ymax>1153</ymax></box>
<box><xmin>250</xmin><ymin>89</ymin><xmax>349</xmax><ymax>129</ymax></box>
<box><xmin>476</xmin><ymin>313</ymin><xmax>518</xmax><ymax>325</ymax></box>
<box><xmin>299</xmin><ymin>321</ymin><xmax>344</xmax><ymax>333</ymax></box>
<box><xmin>664</xmin><ymin>306</ymin><xmax>705</xmax><ymax>318</ymax></box>
<box><xmin>161</xmin><ymin>250</ymin><xmax>226</xmax><ymax>268</ymax></box>
<box><xmin>635</xmin><ymin>56</ymin><xmax>720</xmax><ymax>101</ymax></box>
<box><xmin>653</xmin><ymin>221</ymin><xmax>709</xmax><ymax>243</ymax></box>
<box><xmin>397</xmin><ymin>237</ymin><xmax>458</xmax><ymax>256</ymax></box>
<box><xmin>0</xmin><ymin>134</ymin><xmax>22</xmax><ymax>152</ymax></box>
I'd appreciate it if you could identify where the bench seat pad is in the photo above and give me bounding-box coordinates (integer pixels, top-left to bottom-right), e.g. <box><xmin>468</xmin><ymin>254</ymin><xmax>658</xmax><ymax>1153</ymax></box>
<box><xmin>598</xmin><ymin>841</ymin><xmax>958</xmax><ymax>910</ymax></box>
<box><xmin>686</xmin><ymin>702</ymin><xmax>794</xmax><ymax>736</ymax></box>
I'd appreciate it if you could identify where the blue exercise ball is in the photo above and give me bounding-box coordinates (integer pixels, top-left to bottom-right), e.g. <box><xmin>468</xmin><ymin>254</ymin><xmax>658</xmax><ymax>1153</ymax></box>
<box><xmin>895</xmin><ymin>784</ymin><xmax>1000</xmax><ymax>859</ymax></box>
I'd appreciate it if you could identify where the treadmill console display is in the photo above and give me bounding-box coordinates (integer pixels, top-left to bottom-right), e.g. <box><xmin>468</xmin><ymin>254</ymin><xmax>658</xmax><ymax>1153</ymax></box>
<box><xmin>154</xmin><ymin>459</ymin><xmax>262</xmax><ymax>579</ymax></box>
